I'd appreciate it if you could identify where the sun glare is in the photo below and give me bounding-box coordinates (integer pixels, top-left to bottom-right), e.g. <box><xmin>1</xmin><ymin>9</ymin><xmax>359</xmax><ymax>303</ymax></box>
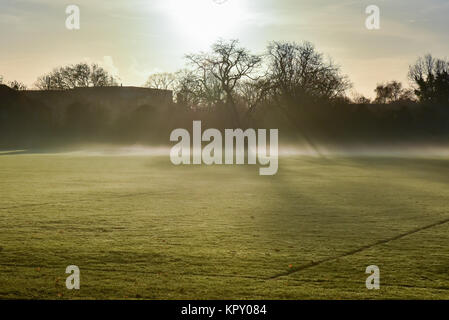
<box><xmin>165</xmin><ymin>0</ymin><xmax>247</xmax><ymax>46</ymax></box>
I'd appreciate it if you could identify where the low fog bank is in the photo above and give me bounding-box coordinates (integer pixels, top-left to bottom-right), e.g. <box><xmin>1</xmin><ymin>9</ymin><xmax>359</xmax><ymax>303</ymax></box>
<box><xmin>4</xmin><ymin>143</ymin><xmax>449</xmax><ymax>159</ymax></box>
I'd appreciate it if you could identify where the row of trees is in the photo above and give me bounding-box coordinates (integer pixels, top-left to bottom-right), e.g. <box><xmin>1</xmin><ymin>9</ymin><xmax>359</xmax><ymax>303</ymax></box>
<box><xmin>361</xmin><ymin>55</ymin><xmax>449</xmax><ymax>105</ymax></box>
<box><xmin>2</xmin><ymin>39</ymin><xmax>449</xmax><ymax>117</ymax></box>
<box><xmin>371</xmin><ymin>81</ymin><xmax>415</xmax><ymax>104</ymax></box>
<box><xmin>2</xmin><ymin>40</ymin><xmax>449</xmax><ymax>147</ymax></box>
<box><xmin>144</xmin><ymin>40</ymin><xmax>449</xmax><ymax>120</ymax></box>
<box><xmin>1</xmin><ymin>63</ymin><xmax>117</xmax><ymax>92</ymax></box>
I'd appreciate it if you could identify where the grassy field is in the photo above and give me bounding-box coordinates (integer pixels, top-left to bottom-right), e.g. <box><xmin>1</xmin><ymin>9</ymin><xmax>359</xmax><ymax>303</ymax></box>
<box><xmin>1</xmin><ymin>150</ymin><xmax>449</xmax><ymax>299</ymax></box>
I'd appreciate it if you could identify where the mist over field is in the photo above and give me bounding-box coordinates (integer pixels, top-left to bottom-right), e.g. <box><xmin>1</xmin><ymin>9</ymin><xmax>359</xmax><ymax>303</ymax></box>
<box><xmin>6</xmin><ymin>143</ymin><xmax>449</xmax><ymax>159</ymax></box>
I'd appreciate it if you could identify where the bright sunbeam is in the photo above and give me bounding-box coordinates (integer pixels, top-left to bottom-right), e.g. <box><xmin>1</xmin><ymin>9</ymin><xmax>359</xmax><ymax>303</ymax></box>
<box><xmin>164</xmin><ymin>0</ymin><xmax>248</xmax><ymax>46</ymax></box>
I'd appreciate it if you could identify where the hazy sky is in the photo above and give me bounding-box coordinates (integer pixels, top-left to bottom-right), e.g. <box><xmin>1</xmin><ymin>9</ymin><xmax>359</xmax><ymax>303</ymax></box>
<box><xmin>1</xmin><ymin>0</ymin><xmax>448</xmax><ymax>97</ymax></box>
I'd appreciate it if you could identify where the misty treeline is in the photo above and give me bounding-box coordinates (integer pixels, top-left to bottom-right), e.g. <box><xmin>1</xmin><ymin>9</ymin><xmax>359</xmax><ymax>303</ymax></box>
<box><xmin>1</xmin><ymin>39</ymin><xmax>449</xmax><ymax>148</ymax></box>
<box><xmin>145</xmin><ymin>40</ymin><xmax>449</xmax><ymax>145</ymax></box>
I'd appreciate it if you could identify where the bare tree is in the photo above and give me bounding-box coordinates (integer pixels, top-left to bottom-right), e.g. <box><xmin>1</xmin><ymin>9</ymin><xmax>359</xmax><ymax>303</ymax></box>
<box><xmin>237</xmin><ymin>78</ymin><xmax>273</xmax><ymax>113</ymax></box>
<box><xmin>8</xmin><ymin>80</ymin><xmax>27</xmax><ymax>91</ymax></box>
<box><xmin>174</xmin><ymin>69</ymin><xmax>222</xmax><ymax>109</ymax></box>
<box><xmin>35</xmin><ymin>63</ymin><xmax>117</xmax><ymax>90</ymax></box>
<box><xmin>145</xmin><ymin>72</ymin><xmax>176</xmax><ymax>90</ymax></box>
<box><xmin>173</xmin><ymin>70</ymin><xmax>201</xmax><ymax>108</ymax></box>
<box><xmin>91</xmin><ymin>64</ymin><xmax>117</xmax><ymax>87</ymax></box>
<box><xmin>374</xmin><ymin>81</ymin><xmax>415</xmax><ymax>104</ymax></box>
<box><xmin>374</xmin><ymin>81</ymin><xmax>400</xmax><ymax>104</ymax></box>
<box><xmin>186</xmin><ymin>39</ymin><xmax>262</xmax><ymax>124</ymax></box>
<box><xmin>267</xmin><ymin>41</ymin><xmax>351</xmax><ymax>103</ymax></box>
<box><xmin>408</xmin><ymin>54</ymin><xmax>449</xmax><ymax>103</ymax></box>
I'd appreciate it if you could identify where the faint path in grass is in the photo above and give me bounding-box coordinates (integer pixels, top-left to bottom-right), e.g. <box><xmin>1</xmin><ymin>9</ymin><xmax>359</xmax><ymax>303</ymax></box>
<box><xmin>269</xmin><ymin>215</ymin><xmax>449</xmax><ymax>279</ymax></box>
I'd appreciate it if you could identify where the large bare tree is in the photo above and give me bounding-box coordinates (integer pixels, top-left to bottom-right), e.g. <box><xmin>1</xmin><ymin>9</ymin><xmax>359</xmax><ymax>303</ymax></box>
<box><xmin>186</xmin><ymin>39</ymin><xmax>262</xmax><ymax>125</ymax></box>
<box><xmin>267</xmin><ymin>41</ymin><xmax>350</xmax><ymax>103</ymax></box>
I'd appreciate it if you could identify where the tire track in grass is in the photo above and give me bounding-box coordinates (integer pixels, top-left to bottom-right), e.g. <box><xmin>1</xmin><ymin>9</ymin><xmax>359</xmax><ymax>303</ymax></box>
<box><xmin>3</xmin><ymin>194</ymin><xmax>449</xmax><ymax>283</ymax></box>
<box><xmin>269</xmin><ymin>216</ymin><xmax>449</xmax><ymax>279</ymax></box>
<box><xmin>4</xmin><ymin>217</ymin><xmax>449</xmax><ymax>282</ymax></box>
<box><xmin>2</xmin><ymin>218</ymin><xmax>449</xmax><ymax>283</ymax></box>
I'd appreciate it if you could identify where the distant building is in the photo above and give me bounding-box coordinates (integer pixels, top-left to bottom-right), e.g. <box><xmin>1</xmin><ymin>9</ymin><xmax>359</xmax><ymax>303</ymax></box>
<box><xmin>24</xmin><ymin>86</ymin><xmax>173</xmax><ymax>106</ymax></box>
<box><xmin>21</xmin><ymin>86</ymin><xmax>174</xmax><ymax>123</ymax></box>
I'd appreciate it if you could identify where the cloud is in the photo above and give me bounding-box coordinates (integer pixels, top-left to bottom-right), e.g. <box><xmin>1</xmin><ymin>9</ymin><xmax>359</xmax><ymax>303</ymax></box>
<box><xmin>100</xmin><ymin>56</ymin><xmax>120</xmax><ymax>79</ymax></box>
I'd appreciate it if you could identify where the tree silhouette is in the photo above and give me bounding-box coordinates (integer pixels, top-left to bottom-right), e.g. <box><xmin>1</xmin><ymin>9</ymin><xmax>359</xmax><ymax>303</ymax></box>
<box><xmin>374</xmin><ymin>81</ymin><xmax>414</xmax><ymax>104</ymax></box>
<box><xmin>174</xmin><ymin>68</ymin><xmax>222</xmax><ymax>109</ymax></box>
<box><xmin>408</xmin><ymin>54</ymin><xmax>449</xmax><ymax>104</ymax></box>
<box><xmin>8</xmin><ymin>80</ymin><xmax>27</xmax><ymax>91</ymax></box>
<box><xmin>237</xmin><ymin>78</ymin><xmax>273</xmax><ymax>113</ymax></box>
<box><xmin>145</xmin><ymin>73</ymin><xmax>176</xmax><ymax>90</ymax></box>
<box><xmin>186</xmin><ymin>39</ymin><xmax>262</xmax><ymax>125</ymax></box>
<box><xmin>266</xmin><ymin>41</ymin><xmax>350</xmax><ymax>103</ymax></box>
<box><xmin>35</xmin><ymin>63</ymin><xmax>118</xmax><ymax>90</ymax></box>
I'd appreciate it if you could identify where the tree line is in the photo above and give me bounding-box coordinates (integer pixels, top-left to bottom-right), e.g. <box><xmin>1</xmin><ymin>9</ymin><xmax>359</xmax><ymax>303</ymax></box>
<box><xmin>144</xmin><ymin>40</ymin><xmax>449</xmax><ymax>132</ymax></box>
<box><xmin>1</xmin><ymin>39</ymin><xmax>449</xmax><ymax>148</ymax></box>
<box><xmin>2</xmin><ymin>39</ymin><xmax>449</xmax><ymax>110</ymax></box>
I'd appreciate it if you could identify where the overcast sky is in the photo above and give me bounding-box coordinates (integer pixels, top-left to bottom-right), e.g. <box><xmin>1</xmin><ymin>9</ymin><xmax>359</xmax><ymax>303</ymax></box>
<box><xmin>1</xmin><ymin>0</ymin><xmax>448</xmax><ymax>97</ymax></box>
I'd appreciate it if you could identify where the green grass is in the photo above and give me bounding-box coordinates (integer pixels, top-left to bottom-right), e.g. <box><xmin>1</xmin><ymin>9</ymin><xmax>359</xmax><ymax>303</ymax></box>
<box><xmin>1</xmin><ymin>152</ymin><xmax>449</xmax><ymax>299</ymax></box>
